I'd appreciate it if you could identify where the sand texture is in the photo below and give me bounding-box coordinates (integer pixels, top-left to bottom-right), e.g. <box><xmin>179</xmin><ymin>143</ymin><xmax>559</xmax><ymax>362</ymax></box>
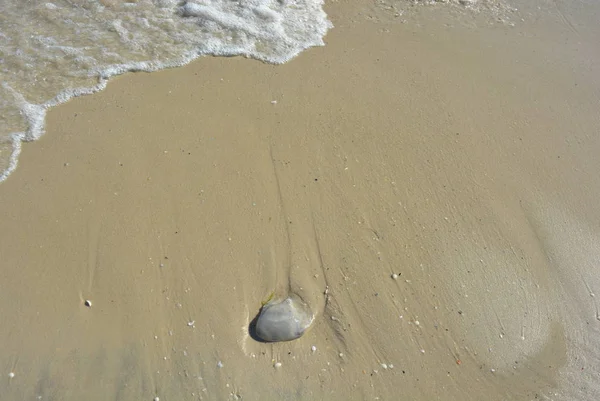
<box><xmin>1</xmin><ymin>2</ymin><xmax>600</xmax><ymax>400</ymax></box>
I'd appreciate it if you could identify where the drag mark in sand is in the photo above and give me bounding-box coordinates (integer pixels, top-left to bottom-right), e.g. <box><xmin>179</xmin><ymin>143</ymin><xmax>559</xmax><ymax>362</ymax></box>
<box><xmin>250</xmin><ymin>145</ymin><xmax>326</xmax><ymax>342</ymax></box>
<box><xmin>80</xmin><ymin>209</ymin><xmax>103</xmax><ymax>307</ymax></box>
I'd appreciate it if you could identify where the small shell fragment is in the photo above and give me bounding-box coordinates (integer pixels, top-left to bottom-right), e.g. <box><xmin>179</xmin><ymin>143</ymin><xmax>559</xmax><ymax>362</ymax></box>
<box><xmin>84</xmin><ymin>300</ymin><xmax>92</xmax><ymax>307</ymax></box>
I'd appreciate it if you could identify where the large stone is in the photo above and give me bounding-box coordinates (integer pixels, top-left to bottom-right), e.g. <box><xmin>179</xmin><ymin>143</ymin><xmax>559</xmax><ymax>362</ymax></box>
<box><xmin>255</xmin><ymin>295</ymin><xmax>314</xmax><ymax>342</ymax></box>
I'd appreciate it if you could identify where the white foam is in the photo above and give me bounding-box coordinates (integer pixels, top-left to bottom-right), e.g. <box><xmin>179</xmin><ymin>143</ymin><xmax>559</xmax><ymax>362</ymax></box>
<box><xmin>0</xmin><ymin>135</ymin><xmax>23</xmax><ymax>184</ymax></box>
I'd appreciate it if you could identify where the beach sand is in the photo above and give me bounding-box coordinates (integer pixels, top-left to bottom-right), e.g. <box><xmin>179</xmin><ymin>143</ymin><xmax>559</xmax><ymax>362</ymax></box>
<box><xmin>1</xmin><ymin>1</ymin><xmax>600</xmax><ymax>400</ymax></box>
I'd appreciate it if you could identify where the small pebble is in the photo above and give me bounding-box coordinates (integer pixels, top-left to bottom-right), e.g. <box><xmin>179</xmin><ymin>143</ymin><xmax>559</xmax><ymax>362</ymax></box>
<box><xmin>187</xmin><ymin>320</ymin><xmax>195</xmax><ymax>327</ymax></box>
<box><xmin>339</xmin><ymin>353</ymin><xmax>344</xmax><ymax>358</ymax></box>
<box><xmin>381</xmin><ymin>363</ymin><xmax>388</xmax><ymax>369</ymax></box>
<box><xmin>154</xmin><ymin>397</ymin><xmax>160</xmax><ymax>401</ymax></box>
<box><xmin>271</xmin><ymin>100</ymin><xmax>277</xmax><ymax>104</ymax></box>
<box><xmin>84</xmin><ymin>300</ymin><xmax>92</xmax><ymax>308</ymax></box>
<box><xmin>311</xmin><ymin>345</ymin><xmax>317</xmax><ymax>352</ymax></box>
<box><xmin>391</xmin><ymin>273</ymin><xmax>398</xmax><ymax>280</ymax></box>
<box><xmin>8</xmin><ymin>372</ymin><xmax>15</xmax><ymax>378</ymax></box>
<box><xmin>274</xmin><ymin>362</ymin><xmax>282</xmax><ymax>368</ymax></box>
<box><xmin>217</xmin><ymin>361</ymin><xmax>223</xmax><ymax>368</ymax></box>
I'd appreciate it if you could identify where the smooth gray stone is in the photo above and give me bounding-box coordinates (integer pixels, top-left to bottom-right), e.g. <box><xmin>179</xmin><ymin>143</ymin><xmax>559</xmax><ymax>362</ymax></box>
<box><xmin>255</xmin><ymin>295</ymin><xmax>314</xmax><ymax>342</ymax></box>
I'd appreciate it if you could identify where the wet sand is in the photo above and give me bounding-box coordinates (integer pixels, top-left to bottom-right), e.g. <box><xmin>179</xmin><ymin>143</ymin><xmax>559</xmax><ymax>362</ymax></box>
<box><xmin>1</xmin><ymin>1</ymin><xmax>600</xmax><ymax>400</ymax></box>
